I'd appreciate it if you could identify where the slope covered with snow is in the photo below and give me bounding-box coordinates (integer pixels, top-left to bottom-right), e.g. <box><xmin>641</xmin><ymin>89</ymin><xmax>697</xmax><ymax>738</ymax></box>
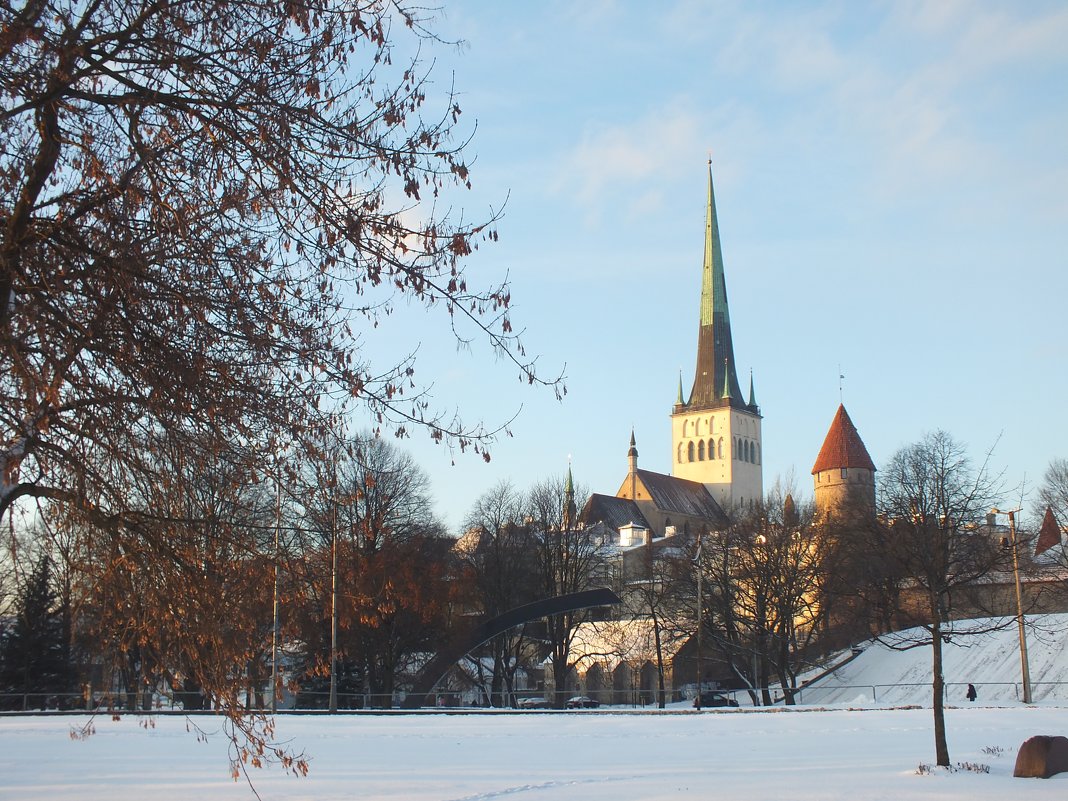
<box><xmin>799</xmin><ymin>613</ymin><xmax>1068</xmax><ymax>706</ymax></box>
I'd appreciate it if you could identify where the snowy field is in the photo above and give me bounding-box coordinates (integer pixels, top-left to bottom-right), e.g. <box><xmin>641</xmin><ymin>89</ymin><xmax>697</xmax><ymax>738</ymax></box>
<box><xmin>5</xmin><ymin>615</ymin><xmax>1068</xmax><ymax>800</ymax></box>
<box><xmin>3</xmin><ymin>706</ymin><xmax>1068</xmax><ymax>800</ymax></box>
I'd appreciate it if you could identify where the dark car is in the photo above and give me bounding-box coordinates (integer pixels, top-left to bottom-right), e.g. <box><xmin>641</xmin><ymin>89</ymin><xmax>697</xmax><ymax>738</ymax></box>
<box><xmin>565</xmin><ymin>696</ymin><xmax>600</xmax><ymax>709</ymax></box>
<box><xmin>693</xmin><ymin>691</ymin><xmax>738</xmax><ymax>708</ymax></box>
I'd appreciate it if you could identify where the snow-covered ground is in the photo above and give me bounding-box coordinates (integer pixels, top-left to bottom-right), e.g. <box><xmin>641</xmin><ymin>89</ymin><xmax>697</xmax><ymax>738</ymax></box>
<box><xmin>3</xmin><ymin>614</ymin><xmax>1068</xmax><ymax>800</ymax></box>
<box><xmin>3</xmin><ymin>707</ymin><xmax>1068</xmax><ymax>800</ymax></box>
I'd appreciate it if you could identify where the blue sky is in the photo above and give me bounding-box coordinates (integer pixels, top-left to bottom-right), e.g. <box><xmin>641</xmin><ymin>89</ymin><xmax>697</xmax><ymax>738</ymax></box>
<box><xmin>357</xmin><ymin>1</ymin><xmax>1068</xmax><ymax>532</ymax></box>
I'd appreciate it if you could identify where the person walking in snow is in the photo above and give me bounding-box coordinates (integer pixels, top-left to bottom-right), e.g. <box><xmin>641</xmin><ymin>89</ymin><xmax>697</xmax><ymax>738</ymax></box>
<box><xmin>966</xmin><ymin>683</ymin><xmax>977</xmax><ymax>702</ymax></box>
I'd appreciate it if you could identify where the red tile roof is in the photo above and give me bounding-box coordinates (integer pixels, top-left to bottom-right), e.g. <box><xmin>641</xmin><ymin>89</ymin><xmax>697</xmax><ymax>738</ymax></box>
<box><xmin>1035</xmin><ymin>506</ymin><xmax>1063</xmax><ymax>557</ymax></box>
<box><xmin>811</xmin><ymin>404</ymin><xmax>876</xmax><ymax>474</ymax></box>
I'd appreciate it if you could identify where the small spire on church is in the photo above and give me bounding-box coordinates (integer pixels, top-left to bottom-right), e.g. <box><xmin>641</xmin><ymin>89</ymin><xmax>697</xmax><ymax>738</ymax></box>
<box><xmin>748</xmin><ymin>369</ymin><xmax>757</xmax><ymax>407</ymax></box>
<box><xmin>628</xmin><ymin>428</ymin><xmax>638</xmax><ymax>458</ymax></box>
<box><xmin>563</xmin><ymin>463</ymin><xmax>577</xmax><ymax>529</ymax></box>
<box><xmin>720</xmin><ymin>357</ymin><xmax>733</xmax><ymax>400</ymax></box>
<box><xmin>676</xmin><ymin>371</ymin><xmax>685</xmax><ymax>406</ymax></box>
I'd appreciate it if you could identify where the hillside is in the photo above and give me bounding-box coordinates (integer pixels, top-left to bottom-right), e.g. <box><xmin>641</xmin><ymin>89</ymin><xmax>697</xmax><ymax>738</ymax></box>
<box><xmin>799</xmin><ymin>613</ymin><xmax>1068</xmax><ymax>706</ymax></box>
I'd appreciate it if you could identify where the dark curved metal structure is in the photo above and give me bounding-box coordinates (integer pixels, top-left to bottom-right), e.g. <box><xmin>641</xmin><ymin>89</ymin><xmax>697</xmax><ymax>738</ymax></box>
<box><xmin>402</xmin><ymin>587</ymin><xmax>622</xmax><ymax>708</ymax></box>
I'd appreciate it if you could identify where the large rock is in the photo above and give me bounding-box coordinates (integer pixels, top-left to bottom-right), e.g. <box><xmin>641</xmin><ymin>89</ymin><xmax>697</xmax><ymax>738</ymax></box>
<box><xmin>1014</xmin><ymin>735</ymin><xmax>1068</xmax><ymax>778</ymax></box>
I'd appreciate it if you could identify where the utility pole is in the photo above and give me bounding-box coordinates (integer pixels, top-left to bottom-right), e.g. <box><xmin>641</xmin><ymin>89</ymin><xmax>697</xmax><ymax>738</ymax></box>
<box><xmin>993</xmin><ymin>507</ymin><xmax>1032</xmax><ymax>704</ymax></box>
<box><xmin>271</xmin><ymin>478</ymin><xmax>281</xmax><ymax>713</ymax></box>
<box><xmin>329</xmin><ymin>456</ymin><xmax>339</xmax><ymax>713</ymax></box>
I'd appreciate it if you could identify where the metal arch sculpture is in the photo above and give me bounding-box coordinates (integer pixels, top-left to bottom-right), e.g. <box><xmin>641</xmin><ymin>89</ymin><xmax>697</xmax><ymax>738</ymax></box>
<box><xmin>402</xmin><ymin>587</ymin><xmax>622</xmax><ymax>708</ymax></box>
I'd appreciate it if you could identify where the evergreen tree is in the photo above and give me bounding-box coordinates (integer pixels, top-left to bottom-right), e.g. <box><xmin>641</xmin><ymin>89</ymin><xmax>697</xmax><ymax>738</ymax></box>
<box><xmin>0</xmin><ymin>555</ymin><xmax>76</xmax><ymax>709</ymax></box>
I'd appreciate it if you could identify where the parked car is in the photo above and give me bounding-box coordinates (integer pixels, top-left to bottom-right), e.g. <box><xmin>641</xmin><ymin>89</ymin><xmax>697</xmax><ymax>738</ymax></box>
<box><xmin>565</xmin><ymin>696</ymin><xmax>600</xmax><ymax>709</ymax></box>
<box><xmin>693</xmin><ymin>691</ymin><xmax>739</xmax><ymax>708</ymax></box>
<box><xmin>517</xmin><ymin>697</ymin><xmax>549</xmax><ymax>709</ymax></box>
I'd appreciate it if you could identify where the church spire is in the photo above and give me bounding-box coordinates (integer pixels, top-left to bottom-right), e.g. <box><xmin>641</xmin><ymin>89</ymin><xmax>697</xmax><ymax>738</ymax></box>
<box><xmin>563</xmin><ymin>463</ymin><xmax>577</xmax><ymax>530</ymax></box>
<box><xmin>748</xmin><ymin>370</ymin><xmax>757</xmax><ymax>408</ymax></box>
<box><xmin>687</xmin><ymin>160</ymin><xmax>744</xmax><ymax>410</ymax></box>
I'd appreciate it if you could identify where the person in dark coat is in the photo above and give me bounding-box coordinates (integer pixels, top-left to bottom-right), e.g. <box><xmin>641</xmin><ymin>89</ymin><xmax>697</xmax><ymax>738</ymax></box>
<box><xmin>966</xmin><ymin>683</ymin><xmax>977</xmax><ymax>702</ymax></box>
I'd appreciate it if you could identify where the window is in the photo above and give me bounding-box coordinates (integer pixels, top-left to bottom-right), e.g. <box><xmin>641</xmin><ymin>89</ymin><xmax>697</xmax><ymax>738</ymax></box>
<box><xmin>687</xmin><ymin>441</ymin><xmax>695</xmax><ymax>462</ymax></box>
<box><xmin>677</xmin><ymin>443</ymin><xmax>684</xmax><ymax>463</ymax></box>
<box><xmin>718</xmin><ymin>438</ymin><xmax>724</xmax><ymax>459</ymax></box>
<box><xmin>708</xmin><ymin>439</ymin><xmax>715</xmax><ymax>460</ymax></box>
<box><xmin>841</xmin><ymin>468</ymin><xmax>847</xmax><ymax>479</ymax></box>
<box><xmin>698</xmin><ymin>440</ymin><xmax>705</xmax><ymax>460</ymax></box>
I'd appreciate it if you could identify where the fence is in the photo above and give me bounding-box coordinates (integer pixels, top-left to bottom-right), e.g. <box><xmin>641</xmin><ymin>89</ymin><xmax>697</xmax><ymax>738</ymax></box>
<box><xmin>5</xmin><ymin>682</ymin><xmax>1068</xmax><ymax>713</ymax></box>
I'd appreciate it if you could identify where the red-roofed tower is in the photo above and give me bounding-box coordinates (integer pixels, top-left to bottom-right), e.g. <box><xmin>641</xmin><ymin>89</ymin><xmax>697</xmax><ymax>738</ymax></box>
<box><xmin>812</xmin><ymin>404</ymin><xmax>876</xmax><ymax>517</ymax></box>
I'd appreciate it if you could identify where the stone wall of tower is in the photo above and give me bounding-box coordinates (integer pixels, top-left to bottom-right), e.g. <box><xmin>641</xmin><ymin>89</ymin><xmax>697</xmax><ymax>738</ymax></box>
<box><xmin>813</xmin><ymin>466</ymin><xmax>875</xmax><ymax>519</ymax></box>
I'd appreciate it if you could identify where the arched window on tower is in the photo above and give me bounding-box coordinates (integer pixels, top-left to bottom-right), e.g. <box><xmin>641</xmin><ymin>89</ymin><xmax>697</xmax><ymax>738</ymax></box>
<box><xmin>687</xmin><ymin>441</ymin><xmax>695</xmax><ymax>462</ymax></box>
<box><xmin>755</xmin><ymin>444</ymin><xmax>760</xmax><ymax>464</ymax></box>
<box><xmin>733</xmin><ymin>437</ymin><xmax>739</xmax><ymax>459</ymax></box>
<box><xmin>696</xmin><ymin>418</ymin><xmax>703</xmax><ymax>437</ymax></box>
<box><xmin>698</xmin><ymin>440</ymin><xmax>705</xmax><ymax>460</ymax></box>
<box><xmin>708</xmin><ymin>439</ymin><xmax>715</xmax><ymax>460</ymax></box>
<box><xmin>718</xmin><ymin>438</ymin><xmax>724</xmax><ymax>459</ymax></box>
<box><xmin>677</xmin><ymin>443</ymin><xmax>684</xmax><ymax>463</ymax></box>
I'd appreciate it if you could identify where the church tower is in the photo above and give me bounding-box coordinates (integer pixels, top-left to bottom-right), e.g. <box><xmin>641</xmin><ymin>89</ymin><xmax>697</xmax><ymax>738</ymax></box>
<box><xmin>812</xmin><ymin>404</ymin><xmax>876</xmax><ymax>518</ymax></box>
<box><xmin>671</xmin><ymin>161</ymin><xmax>762</xmax><ymax>511</ymax></box>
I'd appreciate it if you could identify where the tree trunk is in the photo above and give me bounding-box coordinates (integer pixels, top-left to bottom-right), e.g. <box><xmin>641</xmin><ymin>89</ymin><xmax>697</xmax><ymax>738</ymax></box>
<box><xmin>931</xmin><ymin>619</ymin><xmax>950</xmax><ymax>767</ymax></box>
<box><xmin>652</xmin><ymin>610</ymin><xmax>666</xmax><ymax>709</ymax></box>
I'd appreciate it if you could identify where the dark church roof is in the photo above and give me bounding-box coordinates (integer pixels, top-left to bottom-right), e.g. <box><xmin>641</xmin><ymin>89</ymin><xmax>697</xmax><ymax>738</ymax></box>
<box><xmin>634</xmin><ymin>469</ymin><xmax>726</xmax><ymax>524</ymax></box>
<box><xmin>812</xmin><ymin>404</ymin><xmax>876</xmax><ymax>474</ymax></box>
<box><xmin>580</xmin><ymin>494</ymin><xmax>651</xmax><ymax>531</ymax></box>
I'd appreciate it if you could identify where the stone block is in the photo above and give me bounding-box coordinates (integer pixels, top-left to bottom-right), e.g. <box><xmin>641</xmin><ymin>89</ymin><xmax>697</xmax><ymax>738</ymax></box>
<box><xmin>1014</xmin><ymin>735</ymin><xmax>1068</xmax><ymax>778</ymax></box>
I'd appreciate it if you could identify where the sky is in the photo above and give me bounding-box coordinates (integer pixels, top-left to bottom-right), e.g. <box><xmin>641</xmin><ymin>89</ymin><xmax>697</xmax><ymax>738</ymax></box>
<box><xmin>351</xmin><ymin>1</ymin><xmax>1068</xmax><ymax>533</ymax></box>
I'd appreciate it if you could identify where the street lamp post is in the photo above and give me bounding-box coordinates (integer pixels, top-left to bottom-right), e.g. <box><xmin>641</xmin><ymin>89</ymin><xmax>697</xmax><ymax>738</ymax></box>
<box><xmin>992</xmin><ymin>507</ymin><xmax>1032</xmax><ymax>704</ymax></box>
<box><xmin>694</xmin><ymin>529</ymin><xmax>703</xmax><ymax>710</ymax></box>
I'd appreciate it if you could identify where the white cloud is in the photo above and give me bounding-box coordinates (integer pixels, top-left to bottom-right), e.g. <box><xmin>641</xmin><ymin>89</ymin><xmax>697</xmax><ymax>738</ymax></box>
<box><xmin>555</xmin><ymin>105</ymin><xmax>703</xmax><ymax>225</ymax></box>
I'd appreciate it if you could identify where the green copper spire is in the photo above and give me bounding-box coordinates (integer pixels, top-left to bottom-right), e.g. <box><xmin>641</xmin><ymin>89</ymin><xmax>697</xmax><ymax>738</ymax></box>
<box><xmin>748</xmin><ymin>370</ymin><xmax>757</xmax><ymax>407</ymax></box>
<box><xmin>687</xmin><ymin>160</ymin><xmax>744</xmax><ymax>409</ymax></box>
<box><xmin>676</xmin><ymin>371</ymin><xmax>685</xmax><ymax>405</ymax></box>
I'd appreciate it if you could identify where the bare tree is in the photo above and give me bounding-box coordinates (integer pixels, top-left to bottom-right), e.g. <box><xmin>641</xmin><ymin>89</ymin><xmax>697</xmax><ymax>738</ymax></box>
<box><xmin>293</xmin><ymin>435</ymin><xmax>449</xmax><ymax>708</ymax></box>
<box><xmin>625</xmin><ymin>541</ymin><xmax>692</xmax><ymax>708</ymax></box>
<box><xmin>527</xmin><ymin>473</ymin><xmax>603</xmax><ymax>708</ymax></box>
<box><xmin>457</xmin><ymin>481</ymin><xmax>539</xmax><ymax>707</ymax></box>
<box><xmin>868</xmin><ymin>431</ymin><xmax>1005</xmax><ymax>767</ymax></box>
<box><xmin>698</xmin><ymin>491</ymin><xmax>829</xmax><ymax>706</ymax></box>
<box><xmin>1039</xmin><ymin>459</ymin><xmax>1068</xmax><ymax>530</ymax></box>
